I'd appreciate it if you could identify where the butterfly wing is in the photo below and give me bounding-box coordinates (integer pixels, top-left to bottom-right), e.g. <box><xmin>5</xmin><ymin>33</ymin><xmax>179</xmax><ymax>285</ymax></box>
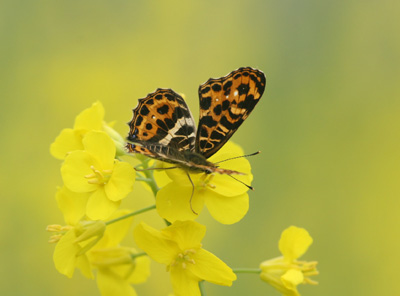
<box><xmin>195</xmin><ymin>67</ymin><xmax>266</xmax><ymax>158</ymax></box>
<box><xmin>127</xmin><ymin>88</ymin><xmax>197</xmax><ymax>155</ymax></box>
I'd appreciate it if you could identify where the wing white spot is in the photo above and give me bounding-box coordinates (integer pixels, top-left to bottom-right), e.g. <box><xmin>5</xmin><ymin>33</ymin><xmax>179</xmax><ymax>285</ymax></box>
<box><xmin>234</xmin><ymin>90</ymin><xmax>238</xmax><ymax>96</ymax></box>
<box><xmin>162</xmin><ymin>117</ymin><xmax>195</xmax><ymax>145</ymax></box>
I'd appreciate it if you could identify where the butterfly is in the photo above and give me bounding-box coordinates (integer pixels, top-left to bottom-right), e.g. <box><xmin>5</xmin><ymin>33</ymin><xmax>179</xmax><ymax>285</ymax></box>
<box><xmin>126</xmin><ymin>67</ymin><xmax>266</xmax><ymax>176</ymax></box>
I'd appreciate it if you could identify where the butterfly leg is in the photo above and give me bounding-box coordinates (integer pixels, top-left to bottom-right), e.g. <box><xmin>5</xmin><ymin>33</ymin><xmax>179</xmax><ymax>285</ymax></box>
<box><xmin>185</xmin><ymin>171</ymin><xmax>198</xmax><ymax>215</ymax></box>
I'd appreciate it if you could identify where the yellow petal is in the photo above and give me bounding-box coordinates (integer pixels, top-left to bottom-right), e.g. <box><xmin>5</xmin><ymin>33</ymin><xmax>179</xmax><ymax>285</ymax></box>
<box><xmin>209</xmin><ymin>141</ymin><xmax>244</xmax><ymax>157</ymax></box>
<box><xmin>105</xmin><ymin>161</ymin><xmax>135</xmax><ymax>201</ymax></box>
<box><xmin>55</xmin><ymin>186</ymin><xmax>89</xmax><ymax>225</ymax></box>
<box><xmin>95</xmin><ymin>210</ymin><xmax>134</xmax><ymax>249</ymax></box>
<box><xmin>153</xmin><ymin>161</ymin><xmax>174</xmax><ymax>188</ymax></box>
<box><xmin>164</xmin><ymin>166</ymin><xmax>202</xmax><ymax>185</ymax></box>
<box><xmin>279</xmin><ymin>226</ymin><xmax>313</xmax><ymax>261</ymax></box>
<box><xmin>53</xmin><ymin>229</ymin><xmax>92</xmax><ymax>278</ymax></box>
<box><xmin>82</xmin><ymin>131</ymin><xmax>115</xmax><ymax>169</ymax></box>
<box><xmin>209</xmin><ymin>157</ymin><xmax>253</xmax><ymax>197</ymax></box>
<box><xmin>162</xmin><ymin>221</ymin><xmax>205</xmax><ymax>250</ymax></box>
<box><xmin>281</xmin><ymin>269</ymin><xmax>304</xmax><ymax>291</ymax></box>
<box><xmin>188</xmin><ymin>249</ymin><xmax>236</xmax><ymax>286</ymax></box>
<box><xmin>74</xmin><ymin>101</ymin><xmax>105</xmax><ymax>131</ymax></box>
<box><xmin>50</xmin><ymin>128</ymin><xmax>84</xmax><ymax>160</ymax></box>
<box><xmin>86</xmin><ymin>187</ymin><xmax>120</xmax><ymax>220</ymax></box>
<box><xmin>156</xmin><ymin>183</ymin><xmax>205</xmax><ymax>223</ymax></box>
<box><xmin>76</xmin><ymin>253</ymin><xmax>94</xmax><ymax>279</ymax></box>
<box><xmin>170</xmin><ymin>266</ymin><xmax>201</xmax><ymax>296</ymax></box>
<box><xmin>96</xmin><ymin>268</ymin><xmax>138</xmax><ymax>296</ymax></box>
<box><xmin>204</xmin><ymin>191</ymin><xmax>249</xmax><ymax>225</ymax></box>
<box><xmin>134</xmin><ymin>222</ymin><xmax>179</xmax><ymax>265</ymax></box>
<box><xmin>127</xmin><ymin>255</ymin><xmax>151</xmax><ymax>284</ymax></box>
<box><xmin>61</xmin><ymin>150</ymin><xmax>100</xmax><ymax>192</ymax></box>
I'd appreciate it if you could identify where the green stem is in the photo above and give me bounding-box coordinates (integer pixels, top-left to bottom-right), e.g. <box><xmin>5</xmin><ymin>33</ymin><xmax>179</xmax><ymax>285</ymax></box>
<box><xmin>137</xmin><ymin>159</ymin><xmax>171</xmax><ymax>226</ymax></box>
<box><xmin>199</xmin><ymin>281</ymin><xmax>206</xmax><ymax>296</ymax></box>
<box><xmin>131</xmin><ymin>252</ymin><xmax>147</xmax><ymax>260</ymax></box>
<box><xmin>105</xmin><ymin>205</ymin><xmax>156</xmax><ymax>225</ymax></box>
<box><xmin>140</xmin><ymin>161</ymin><xmax>160</xmax><ymax>197</ymax></box>
<box><xmin>232</xmin><ymin>268</ymin><xmax>262</xmax><ymax>274</ymax></box>
<box><xmin>135</xmin><ymin>177</ymin><xmax>153</xmax><ymax>183</ymax></box>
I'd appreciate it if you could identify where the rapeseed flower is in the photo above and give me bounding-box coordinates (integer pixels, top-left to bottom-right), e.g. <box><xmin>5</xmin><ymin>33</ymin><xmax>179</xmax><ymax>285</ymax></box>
<box><xmin>260</xmin><ymin>226</ymin><xmax>318</xmax><ymax>296</ymax></box>
<box><xmin>156</xmin><ymin>142</ymin><xmax>252</xmax><ymax>224</ymax></box>
<box><xmin>61</xmin><ymin>131</ymin><xmax>135</xmax><ymax>220</ymax></box>
<box><xmin>50</xmin><ymin>101</ymin><xmax>125</xmax><ymax>159</ymax></box>
<box><xmin>49</xmin><ymin>220</ymin><xmax>105</xmax><ymax>278</ymax></box>
<box><xmin>89</xmin><ymin>210</ymin><xmax>150</xmax><ymax>296</ymax></box>
<box><xmin>134</xmin><ymin>220</ymin><xmax>236</xmax><ymax>296</ymax></box>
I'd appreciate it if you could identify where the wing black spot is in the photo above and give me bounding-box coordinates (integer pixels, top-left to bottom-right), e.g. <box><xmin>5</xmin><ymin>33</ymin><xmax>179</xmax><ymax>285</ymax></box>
<box><xmin>200</xmin><ymin>129</ymin><xmax>208</xmax><ymax>137</ymax></box>
<box><xmin>201</xmin><ymin>116</ymin><xmax>217</xmax><ymax>127</ymax></box>
<box><xmin>212</xmin><ymin>84</ymin><xmax>222</xmax><ymax>92</ymax></box>
<box><xmin>228</xmin><ymin>109</ymin><xmax>241</xmax><ymax>120</ymax></box>
<box><xmin>210</xmin><ymin>130</ymin><xmax>223</xmax><ymax>140</ymax></box>
<box><xmin>136</xmin><ymin>115</ymin><xmax>143</xmax><ymax>126</ymax></box>
<box><xmin>237</xmin><ymin>83</ymin><xmax>250</xmax><ymax>95</ymax></box>
<box><xmin>213</xmin><ymin>104</ymin><xmax>222</xmax><ymax>116</ymax></box>
<box><xmin>201</xmin><ymin>86</ymin><xmax>210</xmax><ymax>94</ymax></box>
<box><xmin>165</xmin><ymin>94</ymin><xmax>175</xmax><ymax>101</ymax></box>
<box><xmin>156</xmin><ymin>119</ymin><xmax>168</xmax><ymax>130</ymax></box>
<box><xmin>234</xmin><ymin>73</ymin><xmax>241</xmax><ymax>80</ymax></box>
<box><xmin>140</xmin><ymin>105</ymin><xmax>150</xmax><ymax>116</ymax></box>
<box><xmin>200</xmin><ymin>97</ymin><xmax>212</xmax><ymax>109</ymax></box>
<box><xmin>222</xmin><ymin>100</ymin><xmax>230</xmax><ymax>111</ymax></box>
<box><xmin>157</xmin><ymin>105</ymin><xmax>169</xmax><ymax>115</ymax></box>
<box><xmin>223</xmin><ymin>80</ymin><xmax>232</xmax><ymax>91</ymax></box>
<box><xmin>165</xmin><ymin>118</ymin><xmax>175</xmax><ymax>129</ymax></box>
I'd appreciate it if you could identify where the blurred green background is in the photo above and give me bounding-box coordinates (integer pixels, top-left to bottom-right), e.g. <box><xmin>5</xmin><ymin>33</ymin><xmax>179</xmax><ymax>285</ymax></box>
<box><xmin>1</xmin><ymin>1</ymin><xmax>399</xmax><ymax>295</ymax></box>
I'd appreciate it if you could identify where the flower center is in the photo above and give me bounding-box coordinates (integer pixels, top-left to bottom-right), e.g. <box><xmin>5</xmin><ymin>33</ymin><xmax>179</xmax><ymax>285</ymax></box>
<box><xmin>46</xmin><ymin>224</ymin><xmax>73</xmax><ymax>243</ymax></box>
<box><xmin>84</xmin><ymin>165</ymin><xmax>113</xmax><ymax>185</ymax></box>
<box><xmin>171</xmin><ymin>249</ymin><xmax>197</xmax><ymax>269</ymax></box>
<box><xmin>198</xmin><ymin>174</ymin><xmax>216</xmax><ymax>190</ymax></box>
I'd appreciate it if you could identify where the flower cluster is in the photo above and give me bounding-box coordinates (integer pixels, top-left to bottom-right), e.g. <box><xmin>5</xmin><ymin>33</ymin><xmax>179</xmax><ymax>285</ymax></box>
<box><xmin>47</xmin><ymin>102</ymin><xmax>318</xmax><ymax>296</ymax></box>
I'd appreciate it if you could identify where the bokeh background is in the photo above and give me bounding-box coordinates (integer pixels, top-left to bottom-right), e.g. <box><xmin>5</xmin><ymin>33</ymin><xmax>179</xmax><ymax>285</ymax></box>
<box><xmin>1</xmin><ymin>1</ymin><xmax>400</xmax><ymax>295</ymax></box>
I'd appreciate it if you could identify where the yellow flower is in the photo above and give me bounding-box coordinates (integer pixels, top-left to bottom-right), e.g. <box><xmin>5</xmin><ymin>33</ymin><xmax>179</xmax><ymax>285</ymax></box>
<box><xmin>89</xmin><ymin>211</ymin><xmax>150</xmax><ymax>296</ymax></box>
<box><xmin>260</xmin><ymin>226</ymin><xmax>319</xmax><ymax>296</ymax></box>
<box><xmin>49</xmin><ymin>220</ymin><xmax>106</xmax><ymax>278</ymax></box>
<box><xmin>156</xmin><ymin>142</ymin><xmax>252</xmax><ymax>224</ymax></box>
<box><xmin>90</xmin><ymin>247</ymin><xmax>150</xmax><ymax>296</ymax></box>
<box><xmin>48</xmin><ymin>208</ymin><xmax>149</xmax><ymax>296</ymax></box>
<box><xmin>61</xmin><ymin>131</ymin><xmax>135</xmax><ymax>220</ymax></box>
<box><xmin>50</xmin><ymin>101</ymin><xmax>125</xmax><ymax>159</ymax></box>
<box><xmin>134</xmin><ymin>220</ymin><xmax>236</xmax><ymax>296</ymax></box>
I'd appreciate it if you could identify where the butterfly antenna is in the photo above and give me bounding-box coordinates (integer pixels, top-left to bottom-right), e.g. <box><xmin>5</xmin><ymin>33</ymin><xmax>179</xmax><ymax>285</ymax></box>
<box><xmin>214</xmin><ymin>151</ymin><xmax>261</xmax><ymax>164</ymax></box>
<box><xmin>135</xmin><ymin>166</ymin><xmax>178</xmax><ymax>172</ymax></box>
<box><xmin>186</xmin><ymin>172</ymin><xmax>198</xmax><ymax>215</ymax></box>
<box><xmin>228</xmin><ymin>175</ymin><xmax>254</xmax><ymax>191</ymax></box>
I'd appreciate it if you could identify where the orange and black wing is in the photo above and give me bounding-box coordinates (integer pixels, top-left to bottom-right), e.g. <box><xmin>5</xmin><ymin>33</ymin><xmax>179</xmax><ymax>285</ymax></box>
<box><xmin>127</xmin><ymin>88</ymin><xmax>196</xmax><ymax>155</ymax></box>
<box><xmin>195</xmin><ymin>67</ymin><xmax>266</xmax><ymax>158</ymax></box>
